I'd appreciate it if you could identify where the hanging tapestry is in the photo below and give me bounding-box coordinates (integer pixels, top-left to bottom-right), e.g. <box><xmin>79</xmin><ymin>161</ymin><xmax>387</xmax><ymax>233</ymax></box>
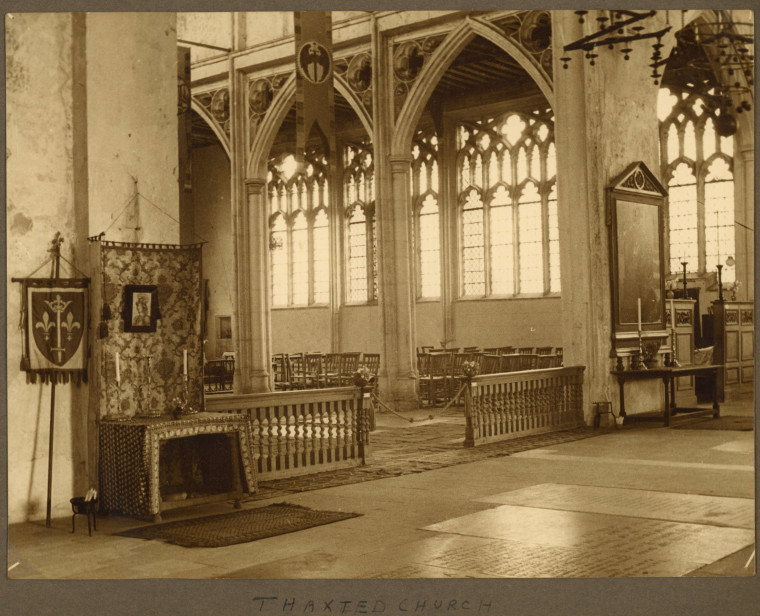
<box><xmin>21</xmin><ymin>278</ymin><xmax>89</xmax><ymax>384</ymax></box>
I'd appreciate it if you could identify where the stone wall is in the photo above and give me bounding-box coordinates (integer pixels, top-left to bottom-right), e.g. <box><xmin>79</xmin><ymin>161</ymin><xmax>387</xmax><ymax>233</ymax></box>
<box><xmin>6</xmin><ymin>13</ymin><xmax>85</xmax><ymax>525</ymax></box>
<box><xmin>6</xmin><ymin>12</ymin><xmax>180</xmax><ymax>524</ymax></box>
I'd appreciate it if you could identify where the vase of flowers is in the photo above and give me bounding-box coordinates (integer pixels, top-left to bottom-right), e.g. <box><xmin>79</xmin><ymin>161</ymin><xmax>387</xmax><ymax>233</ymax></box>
<box><xmin>728</xmin><ymin>280</ymin><xmax>741</xmax><ymax>301</ymax></box>
<box><xmin>352</xmin><ymin>365</ymin><xmax>374</xmax><ymax>389</ymax></box>
<box><xmin>460</xmin><ymin>360</ymin><xmax>480</xmax><ymax>382</ymax></box>
<box><xmin>170</xmin><ymin>394</ymin><xmax>197</xmax><ymax>419</ymax></box>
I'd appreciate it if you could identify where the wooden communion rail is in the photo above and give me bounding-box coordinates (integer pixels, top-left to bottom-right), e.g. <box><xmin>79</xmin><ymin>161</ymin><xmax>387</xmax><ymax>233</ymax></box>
<box><xmin>205</xmin><ymin>387</ymin><xmax>370</xmax><ymax>480</ymax></box>
<box><xmin>464</xmin><ymin>366</ymin><xmax>585</xmax><ymax>447</ymax></box>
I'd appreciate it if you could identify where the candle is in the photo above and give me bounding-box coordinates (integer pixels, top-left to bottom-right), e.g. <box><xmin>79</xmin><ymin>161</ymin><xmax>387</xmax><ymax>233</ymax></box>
<box><xmin>115</xmin><ymin>352</ymin><xmax>121</xmax><ymax>383</ymax></box>
<box><xmin>183</xmin><ymin>349</ymin><xmax>188</xmax><ymax>377</ymax></box>
<box><xmin>637</xmin><ymin>297</ymin><xmax>642</xmax><ymax>331</ymax></box>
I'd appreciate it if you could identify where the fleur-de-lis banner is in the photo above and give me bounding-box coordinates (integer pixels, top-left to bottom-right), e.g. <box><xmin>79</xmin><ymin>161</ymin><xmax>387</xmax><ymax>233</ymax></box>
<box><xmin>22</xmin><ymin>279</ymin><xmax>89</xmax><ymax>384</ymax></box>
<box><xmin>294</xmin><ymin>11</ymin><xmax>336</xmax><ymax>161</ymax></box>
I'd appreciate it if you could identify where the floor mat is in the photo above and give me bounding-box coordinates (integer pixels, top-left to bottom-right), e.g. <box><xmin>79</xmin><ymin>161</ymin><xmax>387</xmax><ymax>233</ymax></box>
<box><xmin>116</xmin><ymin>503</ymin><xmax>361</xmax><ymax>548</ymax></box>
<box><xmin>673</xmin><ymin>416</ymin><xmax>754</xmax><ymax>431</ymax></box>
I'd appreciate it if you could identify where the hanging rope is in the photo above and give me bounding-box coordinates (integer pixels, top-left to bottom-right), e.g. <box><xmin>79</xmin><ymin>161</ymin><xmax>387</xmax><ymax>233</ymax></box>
<box><xmin>98</xmin><ymin>190</ymin><xmax>209</xmax><ymax>244</ymax></box>
<box><xmin>101</xmin><ymin>192</ymin><xmax>139</xmax><ymax>236</ymax></box>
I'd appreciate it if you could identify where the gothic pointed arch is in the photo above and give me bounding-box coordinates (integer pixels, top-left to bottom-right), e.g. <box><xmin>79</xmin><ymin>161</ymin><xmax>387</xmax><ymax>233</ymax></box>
<box><xmin>190</xmin><ymin>99</ymin><xmax>231</xmax><ymax>158</ymax></box>
<box><xmin>392</xmin><ymin>15</ymin><xmax>555</xmax><ymax>156</ymax></box>
<box><xmin>248</xmin><ymin>72</ymin><xmax>373</xmax><ymax>179</ymax></box>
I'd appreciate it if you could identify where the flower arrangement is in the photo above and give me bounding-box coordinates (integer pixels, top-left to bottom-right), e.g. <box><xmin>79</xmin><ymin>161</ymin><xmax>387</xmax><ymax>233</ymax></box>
<box><xmin>353</xmin><ymin>365</ymin><xmax>374</xmax><ymax>388</ymax></box>
<box><xmin>461</xmin><ymin>360</ymin><xmax>480</xmax><ymax>379</ymax></box>
<box><xmin>726</xmin><ymin>280</ymin><xmax>742</xmax><ymax>300</ymax></box>
<box><xmin>171</xmin><ymin>393</ymin><xmax>197</xmax><ymax>419</ymax></box>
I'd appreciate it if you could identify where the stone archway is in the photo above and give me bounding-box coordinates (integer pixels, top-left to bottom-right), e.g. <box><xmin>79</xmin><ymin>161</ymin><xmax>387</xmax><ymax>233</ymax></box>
<box><xmin>391</xmin><ymin>14</ymin><xmax>555</xmax><ymax>157</ymax></box>
<box><xmin>248</xmin><ymin>73</ymin><xmax>373</xmax><ymax>180</ymax></box>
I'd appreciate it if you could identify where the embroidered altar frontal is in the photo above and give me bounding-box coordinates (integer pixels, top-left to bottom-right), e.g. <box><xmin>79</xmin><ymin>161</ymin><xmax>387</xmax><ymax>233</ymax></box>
<box><xmin>99</xmin><ymin>413</ymin><xmax>256</xmax><ymax>519</ymax></box>
<box><xmin>22</xmin><ymin>278</ymin><xmax>89</xmax><ymax>384</ymax></box>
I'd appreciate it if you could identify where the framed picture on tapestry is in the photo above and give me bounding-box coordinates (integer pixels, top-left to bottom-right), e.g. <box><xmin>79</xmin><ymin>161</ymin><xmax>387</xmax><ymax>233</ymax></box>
<box><xmin>123</xmin><ymin>285</ymin><xmax>160</xmax><ymax>333</ymax></box>
<box><xmin>607</xmin><ymin>162</ymin><xmax>668</xmax><ymax>350</ymax></box>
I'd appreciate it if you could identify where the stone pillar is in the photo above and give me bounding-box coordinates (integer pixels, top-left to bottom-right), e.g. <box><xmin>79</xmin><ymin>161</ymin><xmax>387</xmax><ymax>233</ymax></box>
<box><xmin>233</xmin><ymin>179</ymin><xmax>272</xmax><ymax>393</ymax></box>
<box><xmin>734</xmin><ymin>139</ymin><xmax>754</xmax><ymax>301</ymax></box>
<box><xmin>374</xmin><ymin>155</ymin><xmax>419</xmax><ymax>410</ymax></box>
<box><xmin>552</xmin><ymin>11</ymin><xmax>664</xmax><ymax>421</ymax></box>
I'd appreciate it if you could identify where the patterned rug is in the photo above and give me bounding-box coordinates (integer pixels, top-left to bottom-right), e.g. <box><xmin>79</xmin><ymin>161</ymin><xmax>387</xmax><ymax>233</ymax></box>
<box><xmin>117</xmin><ymin>503</ymin><xmax>361</xmax><ymax>548</ymax></box>
<box><xmin>673</xmin><ymin>416</ymin><xmax>754</xmax><ymax>431</ymax></box>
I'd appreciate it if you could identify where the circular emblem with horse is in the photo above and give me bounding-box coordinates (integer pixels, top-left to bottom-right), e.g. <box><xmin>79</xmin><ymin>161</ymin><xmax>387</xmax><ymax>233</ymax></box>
<box><xmin>297</xmin><ymin>41</ymin><xmax>332</xmax><ymax>84</ymax></box>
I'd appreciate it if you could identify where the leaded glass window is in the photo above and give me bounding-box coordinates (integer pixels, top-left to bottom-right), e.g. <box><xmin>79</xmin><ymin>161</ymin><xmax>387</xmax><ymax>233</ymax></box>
<box><xmin>456</xmin><ymin>110</ymin><xmax>559</xmax><ymax>297</ymax></box>
<box><xmin>267</xmin><ymin>153</ymin><xmax>331</xmax><ymax>306</ymax></box>
<box><xmin>659</xmin><ymin>88</ymin><xmax>736</xmax><ymax>282</ymax></box>
<box><xmin>412</xmin><ymin>133</ymin><xmax>441</xmax><ymax>298</ymax></box>
<box><xmin>344</xmin><ymin>144</ymin><xmax>377</xmax><ymax>303</ymax></box>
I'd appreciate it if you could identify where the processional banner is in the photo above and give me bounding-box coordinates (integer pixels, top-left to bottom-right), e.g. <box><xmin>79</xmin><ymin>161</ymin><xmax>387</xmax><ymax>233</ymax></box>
<box><xmin>22</xmin><ymin>278</ymin><xmax>89</xmax><ymax>384</ymax></box>
<box><xmin>294</xmin><ymin>10</ymin><xmax>336</xmax><ymax>160</ymax></box>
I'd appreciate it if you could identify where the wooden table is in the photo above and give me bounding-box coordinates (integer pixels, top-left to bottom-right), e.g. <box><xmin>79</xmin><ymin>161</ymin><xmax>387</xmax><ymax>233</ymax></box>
<box><xmin>611</xmin><ymin>365</ymin><xmax>721</xmax><ymax>427</ymax></box>
<box><xmin>99</xmin><ymin>413</ymin><xmax>256</xmax><ymax>522</ymax></box>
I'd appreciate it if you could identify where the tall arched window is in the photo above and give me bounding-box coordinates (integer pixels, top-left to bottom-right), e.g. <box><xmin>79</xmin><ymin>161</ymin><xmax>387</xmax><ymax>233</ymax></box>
<box><xmin>659</xmin><ymin>88</ymin><xmax>736</xmax><ymax>282</ymax></box>
<box><xmin>456</xmin><ymin>110</ymin><xmax>559</xmax><ymax>297</ymax></box>
<box><xmin>343</xmin><ymin>144</ymin><xmax>377</xmax><ymax>303</ymax></box>
<box><xmin>267</xmin><ymin>153</ymin><xmax>330</xmax><ymax>306</ymax></box>
<box><xmin>412</xmin><ymin>132</ymin><xmax>441</xmax><ymax>298</ymax></box>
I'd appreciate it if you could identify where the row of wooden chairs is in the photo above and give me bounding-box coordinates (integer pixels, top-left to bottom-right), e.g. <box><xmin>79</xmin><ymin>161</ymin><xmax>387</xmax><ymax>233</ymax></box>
<box><xmin>272</xmin><ymin>352</ymin><xmax>380</xmax><ymax>391</ymax></box>
<box><xmin>418</xmin><ymin>351</ymin><xmax>564</xmax><ymax>406</ymax></box>
<box><xmin>417</xmin><ymin>346</ymin><xmax>562</xmax><ymax>356</ymax></box>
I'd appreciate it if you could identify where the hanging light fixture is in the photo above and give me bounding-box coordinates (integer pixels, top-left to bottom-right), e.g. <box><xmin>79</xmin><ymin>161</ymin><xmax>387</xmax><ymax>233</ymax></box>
<box><xmin>660</xmin><ymin>10</ymin><xmax>753</xmax><ymax>136</ymax></box>
<box><xmin>560</xmin><ymin>10</ymin><xmax>672</xmax><ymax>82</ymax></box>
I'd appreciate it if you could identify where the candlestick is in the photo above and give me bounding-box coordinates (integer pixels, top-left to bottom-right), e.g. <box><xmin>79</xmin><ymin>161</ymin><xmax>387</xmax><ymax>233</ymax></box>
<box><xmin>669</xmin><ymin>297</ymin><xmax>676</xmax><ymax>330</ymax></box>
<box><xmin>717</xmin><ymin>264</ymin><xmax>724</xmax><ymax>302</ymax></box>
<box><xmin>183</xmin><ymin>349</ymin><xmax>188</xmax><ymax>378</ymax></box>
<box><xmin>637</xmin><ymin>297</ymin><xmax>642</xmax><ymax>331</ymax></box>
<box><xmin>115</xmin><ymin>351</ymin><xmax>121</xmax><ymax>383</ymax></box>
<box><xmin>681</xmin><ymin>261</ymin><xmax>688</xmax><ymax>299</ymax></box>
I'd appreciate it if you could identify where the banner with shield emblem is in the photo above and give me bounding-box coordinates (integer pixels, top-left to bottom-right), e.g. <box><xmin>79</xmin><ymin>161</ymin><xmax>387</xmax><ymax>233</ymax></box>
<box><xmin>21</xmin><ymin>278</ymin><xmax>89</xmax><ymax>384</ymax></box>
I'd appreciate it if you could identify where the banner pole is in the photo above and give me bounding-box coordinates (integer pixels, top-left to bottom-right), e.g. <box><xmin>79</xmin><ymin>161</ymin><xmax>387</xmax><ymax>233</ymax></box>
<box><xmin>45</xmin><ymin>232</ymin><xmax>63</xmax><ymax>528</ymax></box>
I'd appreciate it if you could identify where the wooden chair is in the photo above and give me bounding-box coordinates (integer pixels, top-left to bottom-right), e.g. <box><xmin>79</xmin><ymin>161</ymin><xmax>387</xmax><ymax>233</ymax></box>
<box><xmin>272</xmin><ymin>354</ymin><xmax>291</xmax><ymax>390</ymax></box>
<box><xmin>499</xmin><ymin>354</ymin><xmax>521</xmax><ymax>372</ymax></box>
<box><xmin>339</xmin><ymin>352</ymin><xmax>361</xmax><ymax>385</ymax></box>
<box><xmin>481</xmin><ymin>354</ymin><xmax>501</xmax><ymax>374</ymax></box>
<box><xmin>420</xmin><ymin>352</ymin><xmax>451</xmax><ymax>406</ymax></box>
<box><xmin>288</xmin><ymin>353</ymin><xmax>306</xmax><ymax>389</ymax></box>
<box><xmin>448</xmin><ymin>352</ymin><xmax>473</xmax><ymax>400</ymax></box>
<box><xmin>535</xmin><ymin>346</ymin><xmax>553</xmax><ymax>356</ymax></box>
<box><xmin>483</xmin><ymin>347</ymin><xmax>501</xmax><ymax>355</ymax></box>
<box><xmin>499</xmin><ymin>346</ymin><xmax>516</xmax><ymax>355</ymax></box>
<box><xmin>324</xmin><ymin>353</ymin><xmax>342</xmax><ymax>386</ymax></box>
<box><xmin>518</xmin><ymin>354</ymin><xmax>539</xmax><ymax>370</ymax></box>
<box><xmin>362</xmin><ymin>353</ymin><xmax>380</xmax><ymax>381</ymax></box>
<box><xmin>304</xmin><ymin>353</ymin><xmax>325</xmax><ymax>388</ymax></box>
<box><xmin>518</xmin><ymin>347</ymin><xmax>535</xmax><ymax>355</ymax></box>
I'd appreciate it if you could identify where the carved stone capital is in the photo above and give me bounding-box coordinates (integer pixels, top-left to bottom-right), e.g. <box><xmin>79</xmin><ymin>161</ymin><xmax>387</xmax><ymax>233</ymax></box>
<box><xmin>388</xmin><ymin>154</ymin><xmax>413</xmax><ymax>172</ymax></box>
<box><xmin>244</xmin><ymin>178</ymin><xmax>267</xmax><ymax>196</ymax></box>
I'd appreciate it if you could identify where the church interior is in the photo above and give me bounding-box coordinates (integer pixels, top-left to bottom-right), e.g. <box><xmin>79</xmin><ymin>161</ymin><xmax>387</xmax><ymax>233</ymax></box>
<box><xmin>4</xmin><ymin>9</ymin><xmax>756</xmax><ymax>591</ymax></box>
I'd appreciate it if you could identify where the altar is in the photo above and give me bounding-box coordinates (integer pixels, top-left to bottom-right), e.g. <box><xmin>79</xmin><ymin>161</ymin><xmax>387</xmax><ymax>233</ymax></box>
<box><xmin>99</xmin><ymin>413</ymin><xmax>256</xmax><ymax>522</ymax></box>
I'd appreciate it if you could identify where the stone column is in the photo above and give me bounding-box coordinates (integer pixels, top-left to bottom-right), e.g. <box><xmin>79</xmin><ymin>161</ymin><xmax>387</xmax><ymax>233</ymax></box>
<box><xmin>552</xmin><ymin>11</ymin><xmax>664</xmax><ymax>421</ymax></box>
<box><xmin>734</xmin><ymin>138</ymin><xmax>754</xmax><ymax>301</ymax></box>
<box><xmin>233</xmin><ymin>179</ymin><xmax>272</xmax><ymax>393</ymax></box>
<box><xmin>374</xmin><ymin>155</ymin><xmax>419</xmax><ymax>410</ymax></box>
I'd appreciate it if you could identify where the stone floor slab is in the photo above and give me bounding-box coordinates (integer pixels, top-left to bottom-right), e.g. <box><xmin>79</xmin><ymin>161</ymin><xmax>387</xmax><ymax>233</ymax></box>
<box><xmin>423</xmin><ymin>504</ymin><xmax>754</xmax><ymax>576</ymax></box>
<box><xmin>477</xmin><ymin>483</ymin><xmax>755</xmax><ymax>528</ymax></box>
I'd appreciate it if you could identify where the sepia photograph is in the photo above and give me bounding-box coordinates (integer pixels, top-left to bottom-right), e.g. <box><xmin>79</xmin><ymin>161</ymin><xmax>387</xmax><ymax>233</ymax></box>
<box><xmin>3</xmin><ymin>4</ymin><xmax>757</xmax><ymax>615</ymax></box>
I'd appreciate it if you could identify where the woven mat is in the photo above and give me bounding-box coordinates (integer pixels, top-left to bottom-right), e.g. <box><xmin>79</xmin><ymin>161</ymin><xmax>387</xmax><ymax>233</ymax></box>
<box><xmin>673</xmin><ymin>416</ymin><xmax>754</xmax><ymax>431</ymax></box>
<box><xmin>117</xmin><ymin>503</ymin><xmax>361</xmax><ymax>548</ymax></box>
